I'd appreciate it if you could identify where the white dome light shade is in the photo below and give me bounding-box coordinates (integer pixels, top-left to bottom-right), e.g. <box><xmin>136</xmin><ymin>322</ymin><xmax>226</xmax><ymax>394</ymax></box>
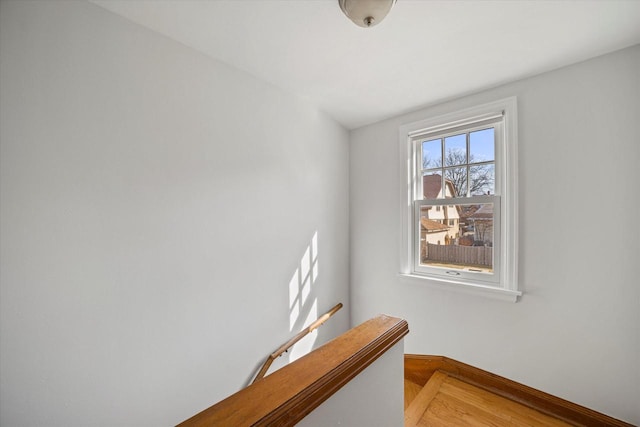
<box><xmin>339</xmin><ymin>0</ymin><xmax>397</xmax><ymax>28</ymax></box>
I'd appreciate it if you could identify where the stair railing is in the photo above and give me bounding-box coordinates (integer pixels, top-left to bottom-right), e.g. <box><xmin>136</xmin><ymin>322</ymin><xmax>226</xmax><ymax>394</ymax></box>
<box><xmin>178</xmin><ymin>314</ymin><xmax>409</xmax><ymax>426</ymax></box>
<box><xmin>251</xmin><ymin>302</ymin><xmax>343</xmax><ymax>384</ymax></box>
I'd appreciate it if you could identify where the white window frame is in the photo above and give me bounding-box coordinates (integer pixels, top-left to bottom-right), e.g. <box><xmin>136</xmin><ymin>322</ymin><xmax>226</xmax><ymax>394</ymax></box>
<box><xmin>398</xmin><ymin>97</ymin><xmax>520</xmax><ymax>302</ymax></box>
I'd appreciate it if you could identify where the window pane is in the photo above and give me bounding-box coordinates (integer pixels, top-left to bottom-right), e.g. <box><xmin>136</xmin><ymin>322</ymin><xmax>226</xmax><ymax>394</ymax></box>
<box><xmin>444</xmin><ymin>134</ymin><xmax>466</xmax><ymax>166</ymax></box>
<box><xmin>443</xmin><ymin>167</ymin><xmax>466</xmax><ymax>198</ymax></box>
<box><xmin>470</xmin><ymin>128</ymin><xmax>494</xmax><ymax>163</ymax></box>
<box><xmin>469</xmin><ymin>164</ymin><xmax>494</xmax><ymax>196</ymax></box>
<box><xmin>419</xmin><ymin>202</ymin><xmax>494</xmax><ymax>274</ymax></box>
<box><xmin>422</xmin><ymin>139</ymin><xmax>441</xmax><ymax>169</ymax></box>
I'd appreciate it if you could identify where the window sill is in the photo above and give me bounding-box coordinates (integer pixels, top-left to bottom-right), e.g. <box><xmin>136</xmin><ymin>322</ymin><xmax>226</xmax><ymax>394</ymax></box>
<box><xmin>398</xmin><ymin>273</ymin><xmax>521</xmax><ymax>302</ymax></box>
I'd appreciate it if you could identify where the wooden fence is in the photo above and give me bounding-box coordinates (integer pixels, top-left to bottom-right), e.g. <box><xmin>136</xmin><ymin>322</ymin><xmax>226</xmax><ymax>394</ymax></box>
<box><xmin>424</xmin><ymin>243</ymin><xmax>492</xmax><ymax>267</ymax></box>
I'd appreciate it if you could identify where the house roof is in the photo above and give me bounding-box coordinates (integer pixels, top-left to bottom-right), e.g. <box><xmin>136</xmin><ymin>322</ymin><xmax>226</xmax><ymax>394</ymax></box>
<box><xmin>423</xmin><ymin>174</ymin><xmax>442</xmax><ymax>199</ymax></box>
<box><xmin>458</xmin><ymin>204</ymin><xmax>478</xmax><ymax>220</ymax></box>
<box><xmin>420</xmin><ymin>218</ymin><xmax>449</xmax><ymax>233</ymax></box>
<box><xmin>469</xmin><ymin>204</ymin><xmax>493</xmax><ymax>219</ymax></box>
<box><xmin>423</xmin><ymin>174</ymin><xmax>458</xmax><ymax>199</ymax></box>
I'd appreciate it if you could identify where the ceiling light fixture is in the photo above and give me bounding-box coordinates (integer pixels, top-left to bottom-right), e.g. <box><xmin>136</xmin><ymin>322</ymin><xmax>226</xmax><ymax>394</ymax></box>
<box><xmin>339</xmin><ymin>0</ymin><xmax>397</xmax><ymax>28</ymax></box>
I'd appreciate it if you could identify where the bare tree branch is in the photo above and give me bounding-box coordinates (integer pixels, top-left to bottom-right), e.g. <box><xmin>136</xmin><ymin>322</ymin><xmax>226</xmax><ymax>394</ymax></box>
<box><xmin>424</xmin><ymin>149</ymin><xmax>494</xmax><ymax>197</ymax></box>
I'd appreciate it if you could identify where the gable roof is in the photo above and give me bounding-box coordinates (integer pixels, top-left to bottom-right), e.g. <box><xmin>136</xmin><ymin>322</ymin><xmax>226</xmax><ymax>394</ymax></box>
<box><xmin>423</xmin><ymin>174</ymin><xmax>442</xmax><ymax>199</ymax></box>
<box><xmin>469</xmin><ymin>203</ymin><xmax>493</xmax><ymax>219</ymax></box>
<box><xmin>420</xmin><ymin>218</ymin><xmax>449</xmax><ymax>233</ymax></box>
<box><xmin>423</xmin><ymin>174</ymin><xmax>458</xmax><ymax>199</ymax></box>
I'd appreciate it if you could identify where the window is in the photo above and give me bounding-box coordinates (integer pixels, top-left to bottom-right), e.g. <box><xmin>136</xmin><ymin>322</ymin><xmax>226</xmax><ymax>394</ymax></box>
<box><xmin>399</xmin><ymin>98</ymin><xmax>520</xmax><ymax>301</ymax></box>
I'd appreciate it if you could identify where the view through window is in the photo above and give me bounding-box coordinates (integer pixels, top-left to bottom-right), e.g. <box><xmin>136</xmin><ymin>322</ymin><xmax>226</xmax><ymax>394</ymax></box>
<box><xmin>418</xmin><ymin>127</ymin><xmax>496</xmax><ymax>274</ymax></box>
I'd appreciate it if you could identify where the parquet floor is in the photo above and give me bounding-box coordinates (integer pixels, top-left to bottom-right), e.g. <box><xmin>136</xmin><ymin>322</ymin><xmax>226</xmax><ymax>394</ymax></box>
<box><xmin>405</xmin><ymin>371</ymin><xmax>573</xmax><ymax>427</ymax></box>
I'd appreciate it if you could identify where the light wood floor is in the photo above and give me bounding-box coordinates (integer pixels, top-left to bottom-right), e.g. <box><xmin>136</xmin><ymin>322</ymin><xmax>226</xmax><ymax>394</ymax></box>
<box><xmin>405</xmin><ymin>371</ymin><xmax>573</xmax><ymax>427</ymax></box>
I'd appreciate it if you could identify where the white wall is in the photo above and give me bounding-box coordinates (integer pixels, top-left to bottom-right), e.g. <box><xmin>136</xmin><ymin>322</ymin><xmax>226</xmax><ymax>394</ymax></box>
<box><xmin>298</xmin><ymin>339</ymin><xmax>404</xmax><ymax>427</ymax></box>
<box><xmin>0</xmin><ymin>1</ymin><xmax>349</xmax><ymax>426</ymax></box>
<box><xmin>350</xmin><ymin>45</ymin><xmax>640</xmax><ymax>424</ymax></box>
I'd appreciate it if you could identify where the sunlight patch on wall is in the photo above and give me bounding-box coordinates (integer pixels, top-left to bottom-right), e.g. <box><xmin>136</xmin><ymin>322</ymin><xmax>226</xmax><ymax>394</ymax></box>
<box><xmin>289</xmin><ymin>299</ymin><xmax>318</xmax><ymax>362</ymax></box>
<box><xmin>312</xmin><ymin>232</ymin><xmax>319</xmax><ymax>282</ymax></box>
<box><xmin>288</xmin><ymin>271</ymin><xmax>300</xmax><ymax>328</ymax></box>
<box><xmin>300</xmin><ymin>245</ymin><xmax>311</xmax><ymax>306</ymax></box>
<box><xmin>288</xmin><ymin>232</ymin><xmax>320</xmax><ymax>360</ymax></box>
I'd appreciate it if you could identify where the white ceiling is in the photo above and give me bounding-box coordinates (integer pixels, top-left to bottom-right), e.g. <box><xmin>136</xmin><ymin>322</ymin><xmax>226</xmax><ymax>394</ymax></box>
<box><xmin>91</xmin><ymin>0</ymin><xmax>640</xmax><ymax>130</ymax></box>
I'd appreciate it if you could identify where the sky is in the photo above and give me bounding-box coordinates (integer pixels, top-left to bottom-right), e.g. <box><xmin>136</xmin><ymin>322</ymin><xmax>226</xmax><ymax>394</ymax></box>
<box><xmin>422</xmin><ymin>127</ymin><xmax>494</xmax><ymax>169</ymax></box>
<box><xmin>422</xmin><ymin>127</ymin><xmax>495</xmax><ymax>196</ymax></box>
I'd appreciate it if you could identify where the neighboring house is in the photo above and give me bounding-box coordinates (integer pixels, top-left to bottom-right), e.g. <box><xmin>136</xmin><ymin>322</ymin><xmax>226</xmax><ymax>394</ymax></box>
<box><xmin>420</xmin><ymin>174</ymin><xmax>460</xmax><ymax>246</ymax></box>
<box><xmin>458</xmin><ymin>204</ymin><xmax>478</xmax><ymax>233</ymax></box>
<box><xmin>468</xmin><ymin>203</ymin><xmax>494</xmax><ymax>245</ymax></box>
<box><xmin>419</xmin><ymin>217</ymin><xmax>450</xmax><ymax>262</ymax></box>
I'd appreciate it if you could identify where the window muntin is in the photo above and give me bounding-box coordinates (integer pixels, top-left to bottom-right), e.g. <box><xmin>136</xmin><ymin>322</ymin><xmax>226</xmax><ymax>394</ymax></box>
<box><xmin>399</xmin><ymin>98</ymin><xmax>519</xmax><ymax>297</ymax></box>
<box><xmin>419</xmin><ymin>125</ymin><xmax>496</xmax><ymax>198</ymax></box>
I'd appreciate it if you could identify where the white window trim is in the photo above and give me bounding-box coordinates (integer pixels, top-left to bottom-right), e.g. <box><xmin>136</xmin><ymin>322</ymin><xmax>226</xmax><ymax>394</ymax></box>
<box><xmin>398</xmin><ymin>97</ymin><xmax>520</xmax><ymax>302</ymax></box>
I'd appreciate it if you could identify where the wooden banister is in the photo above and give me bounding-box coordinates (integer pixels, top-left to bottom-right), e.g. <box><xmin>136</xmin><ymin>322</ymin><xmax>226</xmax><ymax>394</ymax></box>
<box><xmin>178</xmin><ymin>315</ymin><xmax>409</xmax><ymax>427</ymax></box>
<box><xmin>252</xmin><ymin>302</ymin><xmax>343</xmax><ymax>384</ymax></box>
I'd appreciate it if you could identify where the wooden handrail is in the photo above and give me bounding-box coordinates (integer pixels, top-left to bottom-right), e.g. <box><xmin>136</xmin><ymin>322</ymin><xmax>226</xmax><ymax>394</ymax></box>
<box><xmin>178</xmin><ymin>314</ymin><xmax>409</xmax><ymax>427</ymax></box>
<box><xmin>252</xmin><ymin>302</ymin><xmax>343</xmax><ymax>384</ymax></box>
